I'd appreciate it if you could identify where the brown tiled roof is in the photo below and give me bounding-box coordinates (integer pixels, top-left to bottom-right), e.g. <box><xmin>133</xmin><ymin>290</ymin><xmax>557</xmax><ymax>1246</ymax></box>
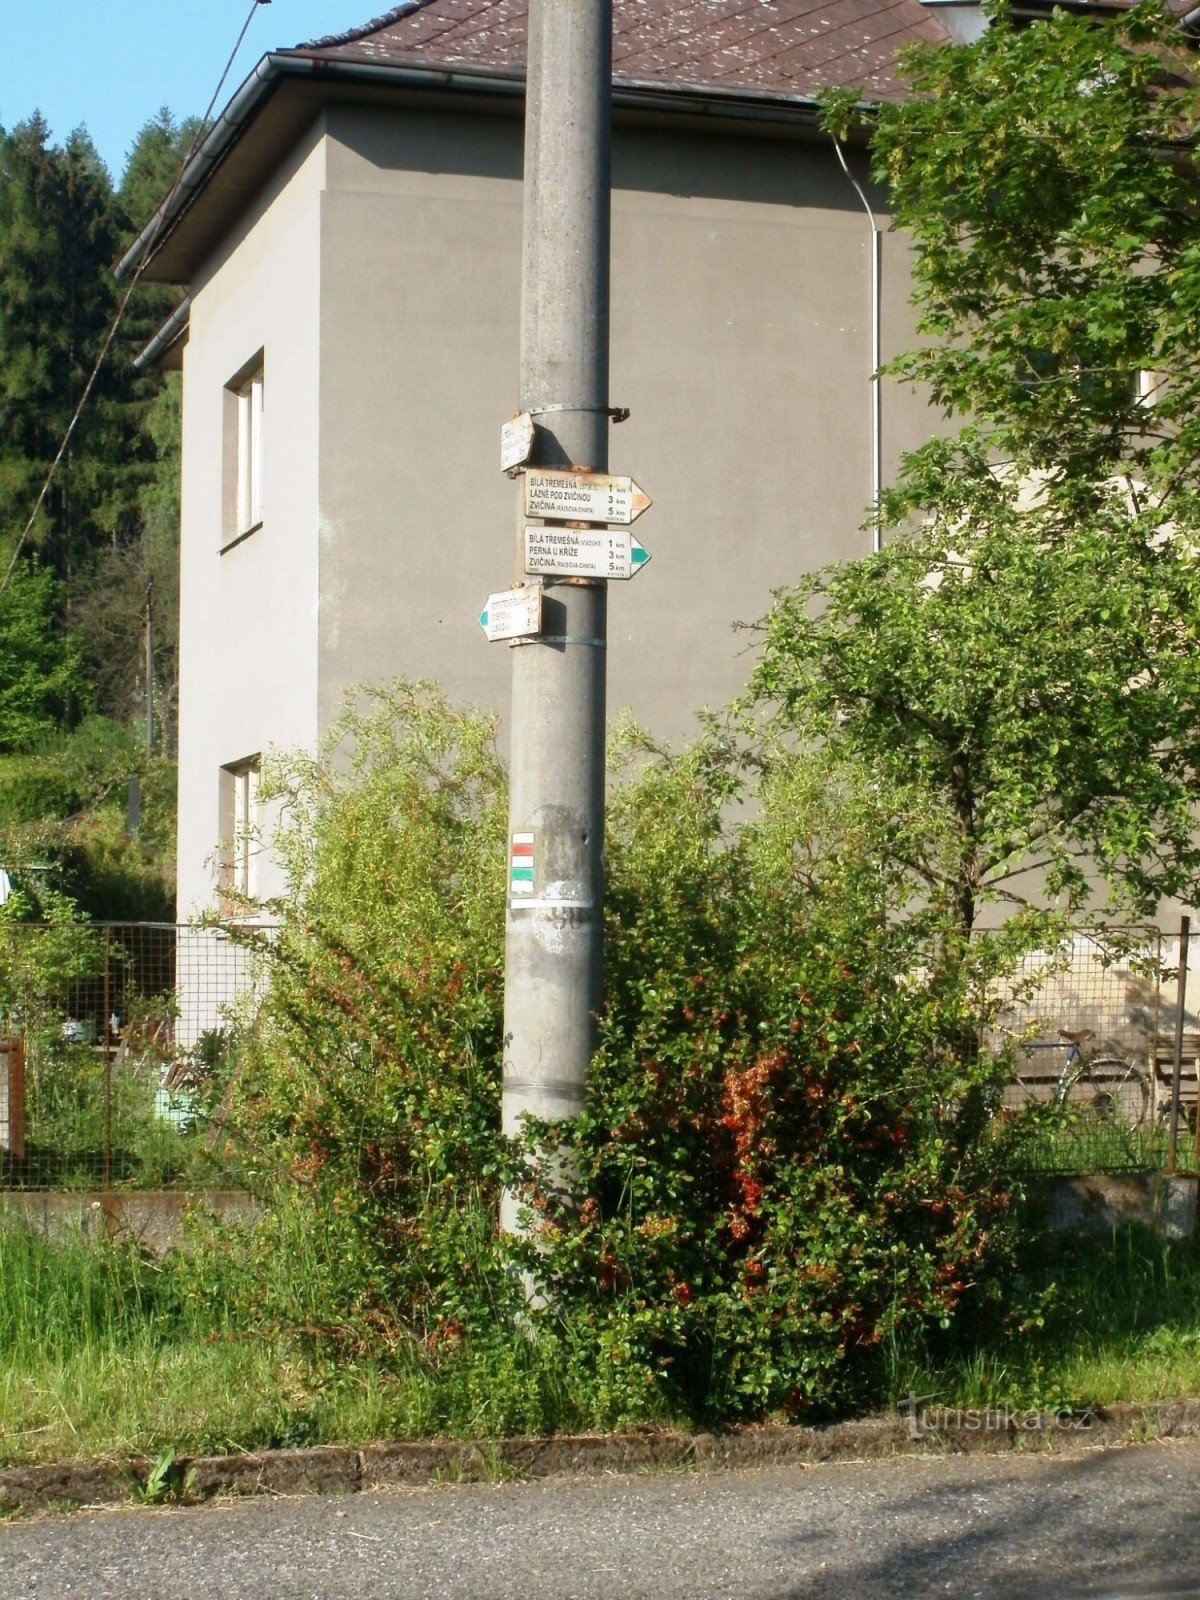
<box><xmin>285</xmin><ymin>0</ymin><xmax>954</xmax><ymax>105</ymax></box>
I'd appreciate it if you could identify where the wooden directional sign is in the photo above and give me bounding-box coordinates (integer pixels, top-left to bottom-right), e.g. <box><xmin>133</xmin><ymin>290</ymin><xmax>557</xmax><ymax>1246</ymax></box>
<box><xmin>525</xmin><ymin>526</ymin><xmax>651</xmax><ymax>581</ymax></box>
<box><xmin>479</xmin><ymin>586</ymin><xmax>542</xmax><ymax>642</ymax></box>
<box><xmin>524</xmin><ymin>469</ymin><xmax>651</xmax><ymax>526</ymax></box>
<box><xmin>500</xmin><ymin>413</ymin><xmax>536</xmax><ymax>475</ymax></box>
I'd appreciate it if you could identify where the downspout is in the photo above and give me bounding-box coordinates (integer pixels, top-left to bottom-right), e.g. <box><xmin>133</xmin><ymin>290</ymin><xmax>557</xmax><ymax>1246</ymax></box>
<box><xmin>832</xmin><ymin>138</ymin><xmax>883</xmax><ymax>554</ymax></box>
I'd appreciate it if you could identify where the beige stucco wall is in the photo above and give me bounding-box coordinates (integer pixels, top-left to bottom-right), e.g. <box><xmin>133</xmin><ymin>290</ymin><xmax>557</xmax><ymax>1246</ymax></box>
<box><xmin>177</xmin><ymin>97</ymin><xmax>937</xmax><ymax>921</ymax></box>
<box><xmin>174</xmin><ymin>94</ymin><xmax>1200</xmax><ymax>947</ymax></box>
<box><xmin>316</xmin><ymin>103</ymin><xmax>932</xmax><ymax>742</ymax></box>
<box><xmin>175</xmin><ymin>122</ymin><xmax>325</xmax><ymax>919</ymax></box>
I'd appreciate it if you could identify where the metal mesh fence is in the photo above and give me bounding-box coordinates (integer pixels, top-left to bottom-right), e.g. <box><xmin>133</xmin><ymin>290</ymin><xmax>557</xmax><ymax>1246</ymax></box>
<box><xmin>984</xmin><ymin>926</ymin><xmax>1199</xmax><ymax>1176</ymax></box>
<box><xmin>2</xmin><ymin>918</ymin><xmax>1194</xmax><ymax>1190</ymax></box>
<box><xmin>0</xmin><ymin>923</ymin><xmax>264</xmax><ymax>1191</ymax></box>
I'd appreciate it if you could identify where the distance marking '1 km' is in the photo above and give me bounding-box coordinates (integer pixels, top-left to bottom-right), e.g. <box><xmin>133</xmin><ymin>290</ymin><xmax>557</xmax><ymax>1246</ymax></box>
<box><xmin>524</xmin><ymin>468</ymin><xmax>651</xmax><ymax>526</ymax></box>
<box><xmin>479</xmin><ymin>586</ymin><xmax>542</xmax><ymax>643</ymax></box>
<box><xmin>524</xmin><ymin>526</ymin><xmax>651</xmax><ymax>581</ymax></box>
<box><xmin>510</xmin><ymin>832</ymin><xmax>535</xmax><ymax>896</ymax></box>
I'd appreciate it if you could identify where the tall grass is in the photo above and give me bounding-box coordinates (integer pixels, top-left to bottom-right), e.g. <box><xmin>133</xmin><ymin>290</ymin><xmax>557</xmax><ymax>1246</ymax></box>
<box><xmin>890</xmin><ymin>1226</ymin><xmax>1200</xmax><ymax>1409</ymax></box>
<box><xmin>4</xmin><ymin>1216</ymin><xmax>1200</xmax><ymax>1467</ymax></box>
<box><xmin>0</xmin><ymin>1224</ymin><xmax>196</xmax><ymax>1360</ymax></box>
<box><xmin>0</xmin><ymin>1213</ymin><xmax>644</xmax><ymax>1467</ymax></box>
<box><xmin>1017</xmin><ymin>1113</ymin><xmax>1187</xmax><ymax>1178</ymax></box>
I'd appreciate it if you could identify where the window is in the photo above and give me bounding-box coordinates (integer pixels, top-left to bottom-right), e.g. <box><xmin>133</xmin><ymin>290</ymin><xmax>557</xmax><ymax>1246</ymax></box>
<box><xmin>237</xmin><ymin>369</ymin><xmax>263</xmax><ymax>533</ymax></box>
<box><xmin>220</xmin><ymin>757</ymin><xmax>261</xmax><ymax>906</ymax></box>
<box><xmin>1136</xmin><ymin>368</ymin><xmax>1160</xmax><ymax>409</ymax></box>
<box><xmin>224</xmin><ymin>355</ymin><xmax>263</xmax><ymax>548</ymax></box>
<box><xmin>1018</xmin><ymin>349</ymin><xmax>1156</xmax><ymax>412</ymax></box>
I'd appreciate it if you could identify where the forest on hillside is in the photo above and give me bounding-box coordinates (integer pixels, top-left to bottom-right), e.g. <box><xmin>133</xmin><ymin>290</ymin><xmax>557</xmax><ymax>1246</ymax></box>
<box><xmin>0</xmin><ymin>109</ymin><xmax>196</xmax><ymax>925</ymax></box>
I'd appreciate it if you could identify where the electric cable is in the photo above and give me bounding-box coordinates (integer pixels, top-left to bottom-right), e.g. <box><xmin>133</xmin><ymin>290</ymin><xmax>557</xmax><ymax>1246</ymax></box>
<box><xmin>0</xmin><ymin>0</ymin><xmax>272</xmax><ymax>604</ymax></box>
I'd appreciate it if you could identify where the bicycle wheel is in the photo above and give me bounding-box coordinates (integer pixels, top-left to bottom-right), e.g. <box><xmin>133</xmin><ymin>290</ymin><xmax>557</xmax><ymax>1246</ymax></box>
<box><xmin>1067</xmin><ymin>1056</ymin><xmax>1150</xmax><ymax>1129</ymax></box>
<box><xmin>1005</xmin><ymin>1044</ymin><xmax>1069</xmax><ymax>1115</ymax></box>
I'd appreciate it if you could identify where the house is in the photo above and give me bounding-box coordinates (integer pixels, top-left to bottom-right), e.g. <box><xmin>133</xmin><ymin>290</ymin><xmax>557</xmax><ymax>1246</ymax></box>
<box><xmin>121</xmin><ymin>0</ymin><xmax>974</xmax><ymax>922</ymax></box>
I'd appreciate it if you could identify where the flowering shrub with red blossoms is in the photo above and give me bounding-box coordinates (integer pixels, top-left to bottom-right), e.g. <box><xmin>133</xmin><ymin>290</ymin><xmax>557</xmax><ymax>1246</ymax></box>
<box><xmin>227</xmin><ymin>687</ymin><xmax>1030</xmax><ymax>1426</ymax></box>
<box><xmin>512</xmin><ymin>733</ymin><xmax>1029</xmax><ymax>1422</ymax></box>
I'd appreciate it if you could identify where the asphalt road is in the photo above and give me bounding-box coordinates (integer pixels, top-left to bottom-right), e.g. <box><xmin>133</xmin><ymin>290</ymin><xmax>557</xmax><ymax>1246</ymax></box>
<box><xmin>5</xmin><ymin>1439</ymin><xmax>1200</xmax><ymax>1600</ymax></box>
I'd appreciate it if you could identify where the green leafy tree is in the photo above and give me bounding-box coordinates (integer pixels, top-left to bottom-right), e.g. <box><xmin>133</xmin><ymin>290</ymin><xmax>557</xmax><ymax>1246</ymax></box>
<box><xmin>864</xmin><ymin>1</ymin><xmax>1200</xmax><ymax>505</ymax></box>
<box><xmin>0</xmin><ymin>713</ymin><xmax>175</xmax><ymax>920</ymax></box>
<box><xmin>118</xmin><ymin>108</ymin><xmax>199</xmax><ymax>229</ymax></box>
<box><xmin>117</xmin><ymin>108</ymin><xmax>202</xmax><ymax>388</ymax></box>
<box><xmin>0</xmin><ymin>109</ymin><xmax>192</xmax><ymax>920</ymax></box>
<box><xmin>755</xmin><ymin>2</ymin><xmax>1200</xmax><ymax>945</ymax></box>
<box><xmin>73</xmin><ymin>376</ymin><xmax>182</xmax><ymax>748</ymax></box>
<box><xmin>0</xmin><ymin>561</ymin><xmax>88</xmax><ymax>751</ymax></box>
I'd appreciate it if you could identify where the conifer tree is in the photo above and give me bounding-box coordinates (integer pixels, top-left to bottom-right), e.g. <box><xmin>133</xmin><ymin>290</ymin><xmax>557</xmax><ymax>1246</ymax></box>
<box><xmin>0</xmin><ymin>116</ymin><xmax>131</xmax><ymax>580</ymax></box>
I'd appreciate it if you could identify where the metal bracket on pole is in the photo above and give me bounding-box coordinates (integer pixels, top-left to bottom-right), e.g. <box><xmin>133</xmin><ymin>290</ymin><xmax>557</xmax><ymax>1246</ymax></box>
<box><xmin>528</xmin><ymin>403</ymin><xmax>630</xmax><ymax>422</ymax></box>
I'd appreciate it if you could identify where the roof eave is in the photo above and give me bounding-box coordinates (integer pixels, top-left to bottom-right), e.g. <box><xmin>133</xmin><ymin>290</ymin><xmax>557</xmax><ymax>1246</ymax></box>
<box><xmin>133</xmin><ymin>296</ymin><xmax>192</xmax><ymax>373</ymax></box>
<box><xmin>117</xmin><ymin>53</ymin><xmax>289</xmax><ymax>281</ymax></box>
<box><xmin>118</xmin><ymin>49</ymin><xmax>870</xmax><ymax>284</ymax></box>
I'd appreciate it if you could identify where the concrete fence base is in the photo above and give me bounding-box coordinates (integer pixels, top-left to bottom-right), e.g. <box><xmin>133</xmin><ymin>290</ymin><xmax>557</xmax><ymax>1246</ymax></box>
<box><xmin>1041</xmin><ymin>1173</ymin><xmax>1198</xmax><ymax>1239</ymax></box>
<box><xmin>0</xmin><ymin>1189</ymin><xmax>259</xmax><ymax>1253</ymax></box>
<box><xmin>2</xmin><ymin>1174</ymin><xmax>1195</xmax><ymax>1256</ymax></box>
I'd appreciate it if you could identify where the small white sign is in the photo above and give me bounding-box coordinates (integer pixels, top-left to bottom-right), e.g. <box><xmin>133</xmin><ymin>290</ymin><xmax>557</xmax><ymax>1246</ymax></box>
<box><xmin>479</xmin><ymin>586</ymin><xmax>542</xmax><ymax>642</ymax></box>
<box><xmin>524</xmin><ymin>469</ymin><xmax>651</xmax><ymax>526</ymax></box>
<box><xmin>501</xmin><ymin>413</ymin><xmax>536</xmax><ymax>474</ymax></box>
<box><xmin>524</xmin><ymin>526</ymin><xmax>651</xmax><ymax>581</ymax></box>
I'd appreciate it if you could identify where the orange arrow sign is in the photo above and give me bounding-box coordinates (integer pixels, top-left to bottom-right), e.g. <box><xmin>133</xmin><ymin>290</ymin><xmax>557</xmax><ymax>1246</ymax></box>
<box><xmin>524</xmin><ymin>469</ymin><xmax>652</xmax><ymax>526</ymax></box>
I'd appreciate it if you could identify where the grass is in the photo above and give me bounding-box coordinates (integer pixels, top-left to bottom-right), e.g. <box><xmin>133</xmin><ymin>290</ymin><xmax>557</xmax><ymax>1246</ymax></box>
<box><xmin>0</xmin><ymin>1217</ymin><xmax>630</xmax><ymax>1467</ymax></box>
<box><xmin>890</xmin><ymin>1225</ymin><xmax>1200</xmax><ymax>1411</ymax></box>
<box><xmin>1017</xmin><ymin>1111</ymin><xmax>1195</xmax><ymax>1178</ymax></box>
<box><xmin>5</xmin><ymin>1040</ymin><xmax>245</xmax><ymax>1192</ymax></box>
<box><xmin>3</xmin><ymin>1214</ymin><xmax>1200</xmax><ymax>1467</ymax></box>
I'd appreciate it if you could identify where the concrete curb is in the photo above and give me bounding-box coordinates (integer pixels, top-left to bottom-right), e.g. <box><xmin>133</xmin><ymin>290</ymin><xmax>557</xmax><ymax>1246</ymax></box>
<box><xmin>4</xmin><ymin>1400</ymin><xmax>1200</xmax><ymax>1514</ymax></box>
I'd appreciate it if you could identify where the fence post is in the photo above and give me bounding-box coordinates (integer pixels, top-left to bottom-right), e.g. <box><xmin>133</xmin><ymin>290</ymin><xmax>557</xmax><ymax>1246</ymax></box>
<box><xmin>0</xmin><ymin>1036</ymin><xmax>24</xmax><ymax>1162</ymax></box>
<box><xmin>1167</xmin><ymin>915</ymin><xmax>1190</xmax><ymax>1176</ymax></box>
<box><xmin>11</xmin><ymin>1037</ymin><xmax>24</xmax><ymax>1162</ymax></box>
<box><xmin>102</xmin><ymin>926</ymin><xmax>112</xmax><ymax>1189</ymax></box>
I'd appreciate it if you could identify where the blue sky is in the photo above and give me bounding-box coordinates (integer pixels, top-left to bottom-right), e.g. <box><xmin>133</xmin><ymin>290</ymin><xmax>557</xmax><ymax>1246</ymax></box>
<box><xmin>0</xmin><ymin>1</ymin><xmax>379</xmax><ymax>181</ymax></box>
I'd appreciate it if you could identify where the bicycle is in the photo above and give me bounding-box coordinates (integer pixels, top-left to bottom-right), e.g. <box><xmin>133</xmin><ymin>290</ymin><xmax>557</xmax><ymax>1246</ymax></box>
<box><xmin>1008</xmin><ymin>1029</ymin><xmax>1150</xmax><ymax>1128</ymax></box>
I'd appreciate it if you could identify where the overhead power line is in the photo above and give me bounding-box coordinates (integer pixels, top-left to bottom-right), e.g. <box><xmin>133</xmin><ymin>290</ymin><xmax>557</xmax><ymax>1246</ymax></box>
<box><xmin>0</xmin><ymin>0</ymin><xmax>272</xmax><ymax>605</ymax></box>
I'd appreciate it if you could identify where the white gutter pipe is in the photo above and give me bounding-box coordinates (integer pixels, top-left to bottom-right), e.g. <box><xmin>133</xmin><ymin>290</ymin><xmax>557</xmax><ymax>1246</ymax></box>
<box><xmin>833</xmin><ymin>137</ymin><xmax>883</xmax><ymax>554</ymax></box>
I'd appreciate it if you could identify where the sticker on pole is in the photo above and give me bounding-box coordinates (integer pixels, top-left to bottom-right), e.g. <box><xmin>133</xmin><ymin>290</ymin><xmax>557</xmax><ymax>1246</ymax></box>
<box><xmin>501</xmin><ymin>413</ymin><xmax>536</xmax><ymax>475</ymax></box>
<box><xmin>479</xmin><ymin>586</ymin><xmax>542</xmax><ymax>643</ymax></box>
<box><xmin>510</xmin><ymin>832</ymin><xmax>535</xmax><ymax>896</ymax></box>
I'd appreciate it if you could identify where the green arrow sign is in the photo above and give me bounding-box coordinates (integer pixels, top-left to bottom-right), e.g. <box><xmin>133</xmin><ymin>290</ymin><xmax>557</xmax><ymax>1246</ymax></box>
<box><xmin>479</xmin><ymin>587</ymin><xmax>542</xmax><ymax>642</ymax></box>
<box><xmin>524</xmin><ymin>527</ymin><xmax>652</xmax><ymax>580</ymax></box>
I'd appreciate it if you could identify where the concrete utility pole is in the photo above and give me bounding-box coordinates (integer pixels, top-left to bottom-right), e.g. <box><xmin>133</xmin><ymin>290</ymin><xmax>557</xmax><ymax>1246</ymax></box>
<box><xmin>500</xmin><ymin>0</ymin><xmax>613</xmax><ymax>1237</ymax></box>
<box><xmin>126</xmin><ymin>579</ymin><xmax>155</xmax><ymax>836</ymax></box>
<box><xmin>144</xmin><ymin>578</ymin><xmax>155</xmax><ymax>759</ymax></box>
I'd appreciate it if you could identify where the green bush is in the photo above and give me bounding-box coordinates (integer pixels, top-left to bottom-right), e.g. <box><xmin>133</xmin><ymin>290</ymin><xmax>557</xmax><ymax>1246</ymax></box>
<box><xmin>0</xmin><ymin>717</ymin><xmax>176</xmax><ymax>922</ymax></box>
<box><xmin>227</xmin><ymin>685</ymin><xmax>516</xmax><ymax>1345</ymax></box>
<box><xmin>0</xmin><ymin>755</ymin><xmax>81</xmax><ymax>826</ymax></box>
<box><xmin>513</xmin><ymin>735</ymin><xmax>1025</xmax><ymax>1422</ymax></box>
<box><xmin>224</xmin><ymin>684</ymin><xmax>1030</xmax><ymax>1425</ymax></box>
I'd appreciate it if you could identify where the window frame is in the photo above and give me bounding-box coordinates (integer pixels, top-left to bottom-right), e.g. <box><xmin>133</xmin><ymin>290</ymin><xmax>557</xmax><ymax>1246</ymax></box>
<box><xmin>222</xmin><ymin>352</ymin><xmax>264</xmax><ymax>552</ymax></box>
<box><xmin>219</xmin><ymin>756</ymin><xmax>261</xmax><ymax>911</ymax></box>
